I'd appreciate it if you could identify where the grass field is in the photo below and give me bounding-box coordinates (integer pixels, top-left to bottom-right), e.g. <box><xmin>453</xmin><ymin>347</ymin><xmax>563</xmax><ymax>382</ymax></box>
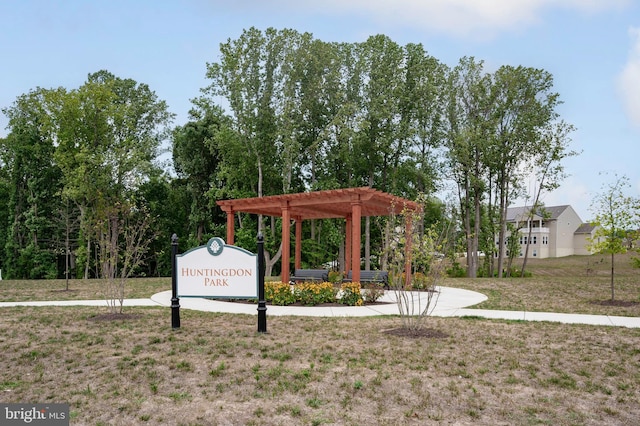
<box><xmin>0</xmin><ymin>252</ymin><xmax>639</xmax><ymax>425</ymax></box>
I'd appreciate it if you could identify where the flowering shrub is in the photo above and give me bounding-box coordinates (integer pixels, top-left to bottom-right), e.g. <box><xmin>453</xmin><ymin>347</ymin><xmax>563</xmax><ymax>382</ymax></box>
<box><xmin>264</xmin><ymin>281</ymin><xmax>382</xmax><ymax>306</ymax></box>
<box><xmin>294</xmin><ymin>281</ymin><xmax>336</xmax><ymax>306</ymax></box>
<box><xmin>265</xmin><ymin>282</ymin><xmax>296</xmax><ymax>305</ymax></box>
<box><xmin>338</xmin><ymin>282</ymin><xmax>363</xmax><ymax>306</ymax></box>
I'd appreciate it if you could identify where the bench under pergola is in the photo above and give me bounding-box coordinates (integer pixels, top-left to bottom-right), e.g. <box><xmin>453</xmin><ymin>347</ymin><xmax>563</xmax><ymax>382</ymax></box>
<box><xmin>216</xmin><ymin>187</ymin><xmax>421</xmax><ymax>284</ymax></box>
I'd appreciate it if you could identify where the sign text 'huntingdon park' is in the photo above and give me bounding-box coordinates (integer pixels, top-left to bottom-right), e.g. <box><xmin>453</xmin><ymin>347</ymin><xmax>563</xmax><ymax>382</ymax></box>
<box><xmin>176</xmin><ymin>237</ymin><xmax>258</xmax><ymax>299</ymax></box>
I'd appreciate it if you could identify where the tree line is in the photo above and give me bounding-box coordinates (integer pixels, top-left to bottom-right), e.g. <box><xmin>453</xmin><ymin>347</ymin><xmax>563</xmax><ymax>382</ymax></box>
<box><xmin>0</xmin><ymin>27</ymin><xmax>577</xmax><ymax>280</ymax></box>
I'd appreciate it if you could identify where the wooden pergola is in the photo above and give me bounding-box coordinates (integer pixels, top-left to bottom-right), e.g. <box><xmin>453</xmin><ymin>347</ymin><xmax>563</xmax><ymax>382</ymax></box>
<box><xmin>216</xmin><ymin>187</ymin><xmax>421</xmax><ymax>283</ymax></box>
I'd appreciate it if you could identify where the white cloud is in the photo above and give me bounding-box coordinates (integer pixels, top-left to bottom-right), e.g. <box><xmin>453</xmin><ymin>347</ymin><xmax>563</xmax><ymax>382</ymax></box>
<box><xmin>302</xmin><ymin>0</ymin><xmax>629</xmax><ymax>39</ymax></box>
<box><xmin>617</xmin><ymin>27</ymin><xmax>640</xmax><ymax>128</ymax></box>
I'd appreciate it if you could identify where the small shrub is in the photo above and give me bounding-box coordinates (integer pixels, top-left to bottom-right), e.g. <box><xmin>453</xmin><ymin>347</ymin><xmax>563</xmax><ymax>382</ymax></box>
<box><xmin>361</xmin><ymin>283</ymin><xmax>385</xmax><ymax>303</ymax></box>
<box><xmin>411</xmin><ymin>272</ymin><xmax>433</xmax><ymax>290</ymax></box>
<box><xmin>338</xmin><ymin>282</ymin><xmax>363</xmax><ymax>306</ymax></box>
<box><xmin>328</xmin><ymin>270</ymin><xmax>343</xmax><ymax>283</ymax></box>
<box><xmin>446</xmin><ymin>261</ymin><xmax>466</xmax><ymax>278</ymax></box>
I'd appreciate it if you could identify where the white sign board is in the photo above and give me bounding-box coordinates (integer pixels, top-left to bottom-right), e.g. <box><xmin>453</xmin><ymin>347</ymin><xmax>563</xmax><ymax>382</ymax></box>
<box><xmin>176</xmin><ymin>237</ymin><xmax>258</xmax><ymax>298</ymax></box>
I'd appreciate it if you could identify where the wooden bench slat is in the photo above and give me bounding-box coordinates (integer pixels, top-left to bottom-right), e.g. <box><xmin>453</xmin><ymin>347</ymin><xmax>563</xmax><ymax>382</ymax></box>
<box><xmin>290</xmin><ymin>269</ymin><xmax>329</xmax><ymax>283</ymax></box>
<box><xmin>343</xmin><ymin>270</ymin><xmax>389</xmax><ymax>288</ymax></box>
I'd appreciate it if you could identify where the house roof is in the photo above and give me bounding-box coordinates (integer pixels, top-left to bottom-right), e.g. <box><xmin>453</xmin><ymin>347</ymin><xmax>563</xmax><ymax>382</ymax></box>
<box><xmin>216</xmin><ymin>187</ymin><xmax>421</xmax><ymax>220</ymax></box>
<box><xmin>575</xmin><ymin>223</ymin><xmax>597</xmax><ymax>234</ymax></box>
<box><xmin>506</xmin><ymin>205</ymin><xmax>572</xmax><ymax>222</ymax></box>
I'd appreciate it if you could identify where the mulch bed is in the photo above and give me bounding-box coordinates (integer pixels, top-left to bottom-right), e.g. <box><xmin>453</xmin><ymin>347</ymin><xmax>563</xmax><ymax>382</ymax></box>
<box><xmin>222</xmin><ymin>299</ymin><xmax>391</xmax><ymax>307</ymax></box>
<box><xmin>590</xmin><ymin>299</ymin><xmax>639</xmax><ymax>307</ymax></box>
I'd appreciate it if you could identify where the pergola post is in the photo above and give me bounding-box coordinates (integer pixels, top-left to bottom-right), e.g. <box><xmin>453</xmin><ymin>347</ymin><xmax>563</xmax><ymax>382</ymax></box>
<box><xmin>345</xmin><ymin>215</ymin><xmax>352</xmax><ymax>274</ymax></box>
<box><xmin>281</xmin><ymin>203</ymin><xmax>291</xmax><ymax>283</ymax></box>
<box><xmin>351</xmin><ymin>198</ymin><xmax>362</xmax><ymax>283</ymax></box>
<box><xmin>294</xmin><ymin>217</ymin><xmax>302</xmax><ymax>270</ymax></box>
<box><xmin>224</xmin><ymin>208</ymin><xmax>235</xmax><ymax>245</ymax></box>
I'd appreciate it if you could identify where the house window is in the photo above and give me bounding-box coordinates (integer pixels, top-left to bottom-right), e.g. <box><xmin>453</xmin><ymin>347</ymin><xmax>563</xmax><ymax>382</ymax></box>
<box><xmin>533</xmin><ymin>236</ymin><xmax>537</xmax><ymax>245</ymax></box>
<box><xmin>523</xmin><ymin>236</ymin><xmax>528</xmax><ymax>244</ymax></box>
<box><xmin>533</xmin><ymin>249</ymin><xmax>537</xmax><ymax>257</ymax></box>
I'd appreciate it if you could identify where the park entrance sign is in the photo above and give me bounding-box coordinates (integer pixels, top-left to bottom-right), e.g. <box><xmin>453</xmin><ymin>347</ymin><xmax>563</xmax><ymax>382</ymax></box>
<box><xmin>171</xmin><ymin>234</ymin><xmax>267</xmax><ymax>333</ymax></box>
<box><xmin>176</xmin><ymin>237</ymin><xmax>258</xmax><ymax>299</ymax></box>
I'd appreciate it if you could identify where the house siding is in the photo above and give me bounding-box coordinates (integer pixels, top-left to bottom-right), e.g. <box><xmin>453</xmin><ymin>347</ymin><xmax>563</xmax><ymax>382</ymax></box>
<box><xmin>503</xmin><ymin>205</ymin><xmax>594</xmax><ymax>259</ymax></box>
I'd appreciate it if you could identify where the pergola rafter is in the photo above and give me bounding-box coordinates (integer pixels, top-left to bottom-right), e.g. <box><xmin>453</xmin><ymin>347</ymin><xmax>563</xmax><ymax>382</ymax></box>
<box><xmin>216</xmin><ymin>187</ymin><xmax>421</xmax><ymax>283</ymax></box>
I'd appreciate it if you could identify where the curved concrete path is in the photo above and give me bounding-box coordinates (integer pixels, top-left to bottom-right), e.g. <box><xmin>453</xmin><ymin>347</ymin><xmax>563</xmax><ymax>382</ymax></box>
<box><xmin>149</xmin><ymin>288</ymin><xmax>640</xmax><ymax>328</ymax></box>
<box><xmin>2</xmin><ymin>287</ymin><xmax>640</xmax><ymax>328</ymax></box>
<box><xmin>150</xmin><ymin>286</ymin><xmax>486</xmax><ymax>318</ymax></box>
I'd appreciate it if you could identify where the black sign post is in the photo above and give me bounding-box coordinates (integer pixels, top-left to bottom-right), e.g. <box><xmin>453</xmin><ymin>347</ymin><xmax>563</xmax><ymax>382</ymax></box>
<box><xmin>257</xmin><ymin>233</ymin><xmax>267</xmax><ymax>333</ymax></box>
<box><xmin>171</xmin><ymin>233</ymin><xmax>181</xmax><ymax>329</ymax></box>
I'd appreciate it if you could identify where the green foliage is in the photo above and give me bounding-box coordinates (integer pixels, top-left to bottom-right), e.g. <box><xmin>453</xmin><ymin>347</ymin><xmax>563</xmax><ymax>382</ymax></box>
<box><xmin>172</xmin><ymin>105</ymin><xmax>229</xmax><ymax>245</ymax></box>
<box><xmin>0</xmin><ymin>29</ymin><xmax>580</xmax><ymax>284</ymax></box>
<box><xmin>18</xmin><ymin>243</ymin><xmax>57</xmax><ymax>279</ymax></box>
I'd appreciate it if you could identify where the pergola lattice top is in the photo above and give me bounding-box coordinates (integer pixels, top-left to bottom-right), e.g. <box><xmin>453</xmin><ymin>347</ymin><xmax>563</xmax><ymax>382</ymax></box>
<box><xmin>216</xmin><ymin>187</ymin><xmax>420</xmax><ymax>220</ymax></box>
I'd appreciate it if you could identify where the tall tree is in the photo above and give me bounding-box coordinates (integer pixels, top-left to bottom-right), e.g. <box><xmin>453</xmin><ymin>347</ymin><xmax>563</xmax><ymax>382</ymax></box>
<box><xmin>356</xmin><ymin>35</ymin><xmax>404</xmax><ymax>269</ymax></box>
<box><xmin>488</xmin><ymin>65</ymin><xmax>561</xmax><ymax>278</ymax></box>
<box><xmin>444</xmin><ymin>57</ymin><xmax>490</xmax><ymax>278</ymax></box>
<box><xmin>49</xmin><ymin>70</ymin><xmax>173</xmax><ymax>285</ymax></box>
<box><xmin>172</xmin><ymin>104</ymin><xmax>228</xmax><ymax>245</ymax></box>
<box><xmin>205</xmin><ymin>27</ymin><xmax>289</xmax><ymax>275</ymax></box>
<box><xmin>520</xmin><ymin>120</ymin><xmax>579</xmax><ymax>276</ymax></box>
<box><xmin>1</xmin><ymin>89</ymin><xmax>62</xmax><ymax>278</ymax></box>
<box><xmin>399</xmin><ymin>43</ymin><xmax>446</xmax><ymax>197</ymax></box>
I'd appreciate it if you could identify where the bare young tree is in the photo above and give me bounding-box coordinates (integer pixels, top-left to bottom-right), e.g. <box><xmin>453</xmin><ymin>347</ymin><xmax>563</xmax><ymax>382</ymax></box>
<box><xmin>95</xmin><ymin>202</ymin><xmax>156</xmax><ymax>314</ymax></box>
<box><xmin>588</xmin><ymin>174</ymin><xmax>636</xmax><ymax>301</ymax></box>
<box><xmin>383</xmin><ymin>198</ymin><xmax>448</xmax><ymax>334</ymax></box>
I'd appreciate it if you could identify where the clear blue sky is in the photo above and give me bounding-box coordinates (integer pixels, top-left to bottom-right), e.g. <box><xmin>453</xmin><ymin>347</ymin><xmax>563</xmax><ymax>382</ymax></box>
<box><xmin>1</xmin><ymin>0</ymin><xmax>639</xmax><ymax>221</ymax></box>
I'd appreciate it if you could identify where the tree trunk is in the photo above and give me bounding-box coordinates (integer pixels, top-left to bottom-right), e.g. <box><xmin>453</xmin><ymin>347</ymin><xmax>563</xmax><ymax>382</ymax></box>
<box><xmin>264</xmin><ymin>242</ymin><xmax>283</xmax><ymax>278</ymax></box>
<box><xmin>610</xmin><ymin>252</ymin><xmax>615</xmax><ymax>301</ymax></box>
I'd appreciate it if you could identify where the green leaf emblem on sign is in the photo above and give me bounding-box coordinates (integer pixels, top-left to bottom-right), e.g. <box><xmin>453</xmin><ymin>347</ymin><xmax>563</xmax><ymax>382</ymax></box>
<box><xmin>207</xmin><ymin>237</ymin><xmax>225</xmax><ymax>256</ymax></box>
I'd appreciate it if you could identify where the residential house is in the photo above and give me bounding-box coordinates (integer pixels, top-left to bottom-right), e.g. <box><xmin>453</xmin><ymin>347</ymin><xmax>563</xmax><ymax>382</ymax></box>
<box><xmin>502</xmin><ymin>205</ymin><xmax>598</xmax><ymax>259</ymax></box>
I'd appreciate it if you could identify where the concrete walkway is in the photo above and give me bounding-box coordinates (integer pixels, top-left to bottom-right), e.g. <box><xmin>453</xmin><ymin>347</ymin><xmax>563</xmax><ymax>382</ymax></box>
<box><xmin>2</xmin><ymin>286</ymin><xmax>640</xmax><ymax>328</ymax></box>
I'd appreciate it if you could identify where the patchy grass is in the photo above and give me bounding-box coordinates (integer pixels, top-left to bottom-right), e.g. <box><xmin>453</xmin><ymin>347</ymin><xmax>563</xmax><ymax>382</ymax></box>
<box><xmin>0</xmin><ymin>277</ymin><xmax>169</xmax><ymax>302</ymax></box>
<box><xmin>0</xmin><ymin>253</ymin><xmax>639</xmax><ymax>424</ymax></box>
<box><xmin>450</xmin><ymin>252</ymin><xmax>640</xmax><ymax>316</ymax></box>
<box><xmin>0</xmin><ymin>306</ymin><xmax>639</xmax><ymax>425</ymax></box>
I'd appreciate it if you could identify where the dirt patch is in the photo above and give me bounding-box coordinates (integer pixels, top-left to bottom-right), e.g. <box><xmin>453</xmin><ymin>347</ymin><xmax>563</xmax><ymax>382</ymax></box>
<box><xmin>382</xmin><ymin>327</ymin><xmax>449</xmax><ymax>339</ymax></box>
<box><xmin>87</xmin><ymin>312</ymin><xmax>143</xmax><ymax>321</ymax></box>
